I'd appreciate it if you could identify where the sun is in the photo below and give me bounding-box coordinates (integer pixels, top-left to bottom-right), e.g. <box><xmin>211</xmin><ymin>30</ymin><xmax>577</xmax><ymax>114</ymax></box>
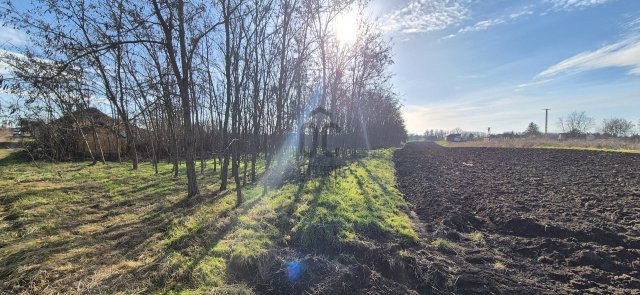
<box><xmin>335</xmin><ymin>9</ymin><xmax>359</xmax><ymax>45</ymax></box>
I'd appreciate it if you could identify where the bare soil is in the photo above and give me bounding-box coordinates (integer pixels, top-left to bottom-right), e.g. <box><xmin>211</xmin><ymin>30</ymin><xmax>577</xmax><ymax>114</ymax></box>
<box><xmin>394</xmin><ymin>142</ymin><xmax>640</xmax><ymax>294</ymax></box>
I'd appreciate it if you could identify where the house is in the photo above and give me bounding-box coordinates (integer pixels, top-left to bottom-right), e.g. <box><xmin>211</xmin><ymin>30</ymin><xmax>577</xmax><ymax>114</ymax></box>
<box><xmin>32</xmin><ymin>108</ymin><xmax>131</xmax><ymax>160</ymax></box>
<box><xmin>12</xmin><ymin>128</ymin><xmax>21</xmax><ymax>137</ymax></box>
<box><xmin>65</xmin><ymin>108</ymin><xmax>130</xmax><ymax>157</ymax></box>
<box><xmin>446</xmin><ymin>133</ymin><xmax>463</xmax><ymax>142</ymax></box>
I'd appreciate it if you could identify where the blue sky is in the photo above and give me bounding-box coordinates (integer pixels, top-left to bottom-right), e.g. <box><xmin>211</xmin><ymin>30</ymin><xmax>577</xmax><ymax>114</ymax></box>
<box><xmin>370</xmin><ymin>0</ymin><xmax>640</xmax><ymax>134</ymax></box>
<box><xmin>2</xmin><ymin>1</ymin><xmax>639</xmax><ymax>134</ymax></box>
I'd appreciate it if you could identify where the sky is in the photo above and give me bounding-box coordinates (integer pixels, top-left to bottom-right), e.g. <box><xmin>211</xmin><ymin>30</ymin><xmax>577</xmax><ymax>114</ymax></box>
<box><xmin>2</xmin><ymin>1</ymin><xmax>639</xmax><ymax>134</ymax></box>
<box><xmin>369</xmin><ymin>0</ymin><xmax>640</xmax><ymax>134</ymax></box>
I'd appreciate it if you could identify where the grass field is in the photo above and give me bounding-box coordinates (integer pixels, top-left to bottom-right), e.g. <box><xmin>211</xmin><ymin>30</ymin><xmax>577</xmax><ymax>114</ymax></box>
<box><xmin>435</xmin><ymin>137</ymin><xmax>640</xmax><ymax>153</ymax></box>
<box><xmin>0</xmin><ymin>149</ymin><xmax>416</xmax><ymax>294</ymax></box>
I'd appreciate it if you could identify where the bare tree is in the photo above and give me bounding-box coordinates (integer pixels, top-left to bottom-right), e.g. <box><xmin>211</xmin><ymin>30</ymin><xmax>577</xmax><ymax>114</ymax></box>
<box><xmin>2</xmin><ymin>0</ymin><xmax>409</xmax><ymax>197</ymax></box>
<box><xmin>558</xmin><ymin>111</ymin><xmax>594</xmax><ymax>135</ymax></box>
<box><xmin>602</xmin><ymin>118</ymin><xmax>635</xmax><ymax>137</ymax></box>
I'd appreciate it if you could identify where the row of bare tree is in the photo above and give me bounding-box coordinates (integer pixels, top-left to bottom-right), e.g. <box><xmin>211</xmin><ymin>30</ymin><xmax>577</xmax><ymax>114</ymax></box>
<box><xmin>0</xmin><ymin>0</ymin><xmax>407</xmax><ymax>199</ymax></box>
<box><xmin>558</xmin><ymin>111</ymin><xmax>638</xmax><ymax>137</ymax></box>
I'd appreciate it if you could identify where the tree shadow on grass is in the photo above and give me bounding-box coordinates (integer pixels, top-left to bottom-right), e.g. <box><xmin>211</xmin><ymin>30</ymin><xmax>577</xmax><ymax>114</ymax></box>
<box><xmin>357</xmin><ymin>158</ymin><xmax>393</xmax><ymax>196</ymax></box>
<box><xmin>0</xmin><ymin>166</ymin><xmax>272</xmax><ymax>294</ymax></box>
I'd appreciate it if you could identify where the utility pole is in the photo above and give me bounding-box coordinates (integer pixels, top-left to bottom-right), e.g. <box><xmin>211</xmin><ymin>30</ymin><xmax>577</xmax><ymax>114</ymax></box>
<box><xmin>542</xmin><ymin>108</ymin><xmax>550</xmax><ymax>136</ymax></box>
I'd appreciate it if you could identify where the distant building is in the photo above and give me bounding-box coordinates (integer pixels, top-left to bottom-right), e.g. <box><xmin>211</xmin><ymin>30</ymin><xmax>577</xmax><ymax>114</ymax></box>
<box><xmin>12</xmin><ymin>128</ymin><xmax>21</xmax><ymax>137</ymax></box>
<box><xmin>30</xmin><ymin>108</ymin><xmax>131</xmax><ymax>160</ymax></box>
<box><xmin>59</xmin><ymin>108</ymin><xmax>128</xmax><ymax>157</ymax></box>
<box><xmin>446</xmin><ymin>133</ymin><xmax>463</xmax><ymax>142</ymax></box>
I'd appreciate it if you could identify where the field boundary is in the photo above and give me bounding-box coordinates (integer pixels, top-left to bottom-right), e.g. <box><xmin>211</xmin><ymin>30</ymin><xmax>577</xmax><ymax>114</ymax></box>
<box><xmin>433</xmin><ymin>138</ymin><xmax>640</xmax><ymax>153</ymax></box>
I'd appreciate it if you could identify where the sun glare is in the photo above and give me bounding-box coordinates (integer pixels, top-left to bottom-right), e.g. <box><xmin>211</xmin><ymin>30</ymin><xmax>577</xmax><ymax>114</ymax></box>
<box><xmin>335</xmin><ymin>10</ymin><xmax>359</xmax><ymax>45</ymax></box>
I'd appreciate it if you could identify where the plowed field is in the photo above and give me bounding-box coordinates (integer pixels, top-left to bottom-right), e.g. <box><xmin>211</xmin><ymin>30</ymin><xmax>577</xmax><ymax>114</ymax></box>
<box><xmin>395</xmin><ymin>142</ymin><xmax>640</xmax><ymax>294</ymax></box>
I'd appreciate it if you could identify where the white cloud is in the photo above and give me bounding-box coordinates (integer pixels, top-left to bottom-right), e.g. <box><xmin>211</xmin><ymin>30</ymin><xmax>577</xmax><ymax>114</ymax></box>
<box><xmin>458</xmin><ymin>19</ymin><xmax>506</xmax><ymax>33</ymax></box>
<box><xmin>449</xmin><ymin>6</ymin><xmax>533</xmax><ymax>38</ymax></box>
<box><xmin>624</xmin><ymin>16</ymin><xmax>640</xmax><ymax>33</ymax></box>
<box><xmin>381</xmin><ymin>0</ymin><xmax>468</xmax><ymax>34</ymax></box>
<box><xmin>515</xmin><ymin>78</ymin><xmax>554</xmax><ymax>90</ymax></box>
<box><xmin>0</xmin><ymin>49</ymin><xmax>22</xmax><ymax>75</ymax></box>
<box><xmin>547</xmin><ymin>0</ymin><xmax>613</xmax><ymax>10</ymax></box>
<box><xmin>537</xmin><ymin>37</ymin><xmax>640</xmax><ymax>78</ymax></box>
<box><xmin>0</xmin><ymin>24</ymin><xmax>28</xmax><ymax>47</ymax></box>
<box><xmin>509</xmin><ymin>7</ymin><xmax>535</xmax><ymax>19</ymax></box>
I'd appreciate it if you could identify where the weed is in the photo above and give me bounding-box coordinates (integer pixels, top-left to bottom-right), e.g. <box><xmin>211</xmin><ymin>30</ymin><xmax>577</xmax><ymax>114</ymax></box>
<box><xmin>494</xmin><ymin>261</ymin><xmax>506</xmax><ymax>271</ymax></box>
<box><xmin>470</xmin><ymin>231</ymin><xmax>485</xmax><ymax>246</ymax></box>
<box><xmin>431</xmin><ymin>238</ymin><xmax>458</xmax><ymax>253</ymax></box>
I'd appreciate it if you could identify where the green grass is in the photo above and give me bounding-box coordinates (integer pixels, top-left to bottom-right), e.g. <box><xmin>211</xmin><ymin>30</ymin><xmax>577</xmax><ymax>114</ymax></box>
<box><xmin>0</xmin><ymin>149</ymin><xmax>416</xmax><ymax>294</ymax></box>
<box><xmin>0</xmin><ymin>149</ymin><xmax>12</xmax><ymax>160</ymax></box>
<box><xmin>430</xmin><ymin>238</ymin><xmax>458</xmax><ymax>254</ymax></box>
<box><xmin>435</xmin><ymin>140</ymin><xmax>448</xmax><ymax>147</ymax></box>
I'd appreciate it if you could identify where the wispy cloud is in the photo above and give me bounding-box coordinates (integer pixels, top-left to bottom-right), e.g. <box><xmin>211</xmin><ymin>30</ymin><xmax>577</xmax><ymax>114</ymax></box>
<box><xmin>547</xmin><ymin>0</ymin><xmax>614</xmax><ymax>10</ymax></box>
<box><xmin>458</xmin><ymin>19</ymin><xmax>506</xmax><ymax>33</ymax></box>
<box><xmin>0</xmin><ymin>24</ymin><xmax>28</xmax><ymax>47</ymax></box>
<box><xmin>537</xmin><ymin>37</ymin><xmax>640</xmax><ymax>78</ymax></box>
<box><xmin>624</xmin><ymin>16</ymin><xmax>640</xmax><ymax>33</ymax></box>
<box><xmin>516</xmin><ymin>78</ymin><xmax>554</xmax><ymax>90</ymax></box>
<box><xmin>449</xmin><ymin>6</ymin><xmax>534</xmax><ymax>38</ymax></box>
<box><xmin>381</xmin><ymin>0</ymin><xmax>468</xmax><ymax>34</ymax></box>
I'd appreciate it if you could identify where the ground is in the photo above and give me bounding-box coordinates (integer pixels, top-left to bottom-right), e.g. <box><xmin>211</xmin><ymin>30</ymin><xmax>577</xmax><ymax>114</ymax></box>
<box><xmin>436</xmin><ymin>138</ymin><xmax>640</xmax><ymax>153</ymax></box>
<box><xmin>2</xmin><ymin>140</ymin><xmax>639</xmax><ymax>294</ymax></box>
<box><xmin>395</xmin><ymin>142</ymin><xmax>640</xmax><ymax>294</ymax></box>
<box><xmin>0</xmin><ymin>149</ymin><xmax>423</xmax><ymax>294</ymax></box>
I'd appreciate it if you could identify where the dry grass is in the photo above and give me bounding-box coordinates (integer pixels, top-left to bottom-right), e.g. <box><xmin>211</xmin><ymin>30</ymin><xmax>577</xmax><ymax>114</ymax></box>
<box><xmin>437</xmin><ymin>137</ymin><xmax>640</xmax><ymax>153</ymax></box>
<box><xmin>0</xmin><ymin>149</ymin><xmax>415</xmax><ymax>294</ymax></box>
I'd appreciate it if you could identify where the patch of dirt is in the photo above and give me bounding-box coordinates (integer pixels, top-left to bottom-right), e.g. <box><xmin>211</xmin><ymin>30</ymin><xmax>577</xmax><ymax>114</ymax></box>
<box><xmin>229</xmin><ymin>236</ymin><xmax>477</xmax><ymax>295</ymax></box>
<box><xmin>394</xmin><ymin>142</ymin><xmax>640</xmax><ymax>294</ymax></box>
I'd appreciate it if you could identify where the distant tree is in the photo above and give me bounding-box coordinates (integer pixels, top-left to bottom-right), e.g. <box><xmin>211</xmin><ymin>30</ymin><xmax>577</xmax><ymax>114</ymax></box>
<box><xmin>558</xmin><ymin>111</ymin><xmax>594</xmax><ymax>135</ymax></box>
<box><xmin>601</xmin><ymin>118</ymin><xmax>635</xmax><ymax>137</ymax></box>
<box><xmin>523</xmin><ymin>122</ymin><xmax>541</xmax><ymax>137</ymax></box>
<box><xmin>500</xmin><ymin>131</ymin><xmax>518</xmax><ymax>139</ymax></box>
<box><xmin>451</xmin><ymin>127</ymin><xmax>463</xmax><ymax>134</ymax></box>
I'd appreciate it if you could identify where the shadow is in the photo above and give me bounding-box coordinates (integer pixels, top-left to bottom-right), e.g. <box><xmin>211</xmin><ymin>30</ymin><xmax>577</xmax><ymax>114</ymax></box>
<box><xmin>0</xmin><ymin>152</ymin><xmax>29</xmax><ymax>166</ymax></box>
<box><xmin>357</xmin><ymin>159</ymin><xmax>393</xmax><ymax>197</ymax></box>
<box><xmin>0</xmin><ymin>160</ymin><xmax>272</xmax><ymax>294</ymax></box>
<box><xmin>1</xmin><ymin>150</ymin><xmax>397</xmax><ymax>293</ymax></box>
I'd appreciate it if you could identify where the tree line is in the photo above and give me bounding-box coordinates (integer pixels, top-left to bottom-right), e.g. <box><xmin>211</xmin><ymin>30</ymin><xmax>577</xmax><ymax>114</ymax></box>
<box><xmin>557</xmin><ymin>111</ymin><xmax>638</xmax><ymax>138</ymax></box>
<box><xmin>419</xmin><ymin>111</ymin><xmax>639</xmax><ymax>140</ymax></box>
<box><xmin>0</xmin><ymin>0</ymin><xmax>407</xmax><ymax>199</ymax></box>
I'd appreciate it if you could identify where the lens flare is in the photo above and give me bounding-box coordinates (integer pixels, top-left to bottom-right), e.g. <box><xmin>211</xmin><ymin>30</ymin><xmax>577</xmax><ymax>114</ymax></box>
<box><xmin>262</xmin><ymin>86</ymin><xmax>322</xmax><ymax>188</ymax></box>
<box><xmin>287</xmin><ymin>261</ymin><xmax>303</xmax><ymax>282</ymax></box>
<box><xmin>357</xmin><ymin>105</ymin><xmax>371</xmax><ymax>151</ymax></box>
